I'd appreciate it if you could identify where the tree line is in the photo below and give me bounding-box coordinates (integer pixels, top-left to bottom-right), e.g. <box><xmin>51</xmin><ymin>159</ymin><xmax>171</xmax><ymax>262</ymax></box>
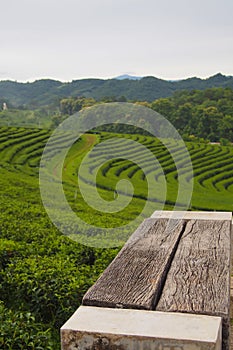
<box><xmin>58</xmin><ymin>87</ymin><xmax>233</xmax><ymax>143</ymax></box>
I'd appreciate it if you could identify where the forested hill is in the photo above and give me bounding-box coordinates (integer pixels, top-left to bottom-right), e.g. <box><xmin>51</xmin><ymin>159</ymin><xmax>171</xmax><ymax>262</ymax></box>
<box><xmin>1</xmin><ymin>73</ymin><xmax>233</xmax><ymax>107</ymax></box>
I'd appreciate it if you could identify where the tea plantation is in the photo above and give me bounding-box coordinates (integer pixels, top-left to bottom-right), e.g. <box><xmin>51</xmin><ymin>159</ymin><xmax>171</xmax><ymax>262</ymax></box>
<box><xmin>0</xmin><ymin>126</ymin><xmax>232</xmax><ymax>349</ymax></box>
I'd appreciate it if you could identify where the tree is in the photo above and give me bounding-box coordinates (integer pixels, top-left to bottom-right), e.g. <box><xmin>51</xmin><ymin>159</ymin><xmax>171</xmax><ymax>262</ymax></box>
<box><xmin>219</xmin><ymin>115</ymin><xmax>233</xmax><ymax>142</ymax></box>
<box><xmin>150</xmin><ymin>98</ymin><xmax>175</xmax><ymax>123</ymax></box>
<box><xmin>174</xmin><ymin>103</ymin><xmax>193</xmax><ymax>132</ymax></box>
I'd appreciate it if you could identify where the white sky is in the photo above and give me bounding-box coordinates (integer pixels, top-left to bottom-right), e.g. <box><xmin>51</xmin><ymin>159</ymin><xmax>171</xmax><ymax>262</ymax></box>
<box><xmin>0</xmin><ymin>0</ymin><xmax>232</xmax><ymax>81</ymax></box>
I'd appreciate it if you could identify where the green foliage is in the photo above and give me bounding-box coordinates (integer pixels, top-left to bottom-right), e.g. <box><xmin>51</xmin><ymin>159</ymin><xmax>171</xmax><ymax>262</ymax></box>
<box><xmin>150</xmin><ymin>87</ymin><xmax>233</xmax><ymax>142</ymax></box>
<box><xmin>0</xmin><ymin>74</ymin><xmax>233</xmax><ymax>107</ymax></box>
<box><xmin>56</xmin><ymin>87</ymin><xmax>233</xmax><ymax>142</ymax></box>
<box><xmin>0</xmin><ymin>301</ymin><xmax>55</xmax><ymax>350</ymax></box>
<box><xmin>0</xmin><ymin>239</ymin><xmax>25</xmax><ymax>270</ymax></box>
<box><xmin>0</xmin><ymin>108</ymin><xmax>55</xmax><ymax>129</ymax></box>
<box><xmin>1</xmin><ymin>257</ymin><xmax>95</xmax><ymax>327</ymax></box>
<box><xmin>0</xmin><ymin>86</ymin><xmax>232</xmax><ymax>143</ymax></box>
<box><xmin>0</xmin><ymin>128</ymin><xmax>119</xmax><ymax>348</ymax></box>
<box><xmin>220</xmin><ymin>138</ymin><xmax>230</xmax><ymax>146</ymax></box>
<box><xmin>60</xmin><ymin>97</ymin><xmax>96</xmax><ymax>115</ymax></box>
<box><xmin>0</xmin><ymin>125</ymin><xmax>233</xmax><ymax>348</ymax></box>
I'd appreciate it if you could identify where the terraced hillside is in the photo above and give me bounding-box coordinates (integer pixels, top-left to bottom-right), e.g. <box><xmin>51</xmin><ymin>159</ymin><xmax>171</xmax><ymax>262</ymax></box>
<box><xmin>0</xmin><ymin>127</ymin><xmax>118</xmax><ymax>349</ymax></box>
<box><xmin>1</xmin><ymin>126</ymin><xmax>232</xmax><ymax>217</ymax></box>
<box><xmin>0</xmin><ymin>126</ymin><xmax>232</xmax><ymax>347</ymax></box>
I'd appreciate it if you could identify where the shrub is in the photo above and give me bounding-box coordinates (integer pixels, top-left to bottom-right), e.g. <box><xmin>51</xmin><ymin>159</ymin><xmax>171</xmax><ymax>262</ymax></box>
<box><xmin>220</xmin><ymin>137</ymin><xmax>230</xmax><ymax>146</ymax></box>
<box><xmin>0</xmin><ymin>301</ymin><xmax>55</xmax><ymax>350</ymax></box>
<box><xmin>0</xmin><ymin>239</ymin><xmax>24</xmax><ymax>269</ymax></box>
<box><xmin>1</xmin><ymin>256</ymin><xmax>95</xmax><ymax>328</ymax></box>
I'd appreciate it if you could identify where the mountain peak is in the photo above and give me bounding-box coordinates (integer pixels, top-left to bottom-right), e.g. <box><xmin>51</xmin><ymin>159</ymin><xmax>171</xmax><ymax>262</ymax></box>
<box><xmin>115</xmin><ymin>74</ymin><xmax>142</xmax><ymax>81</ymax></box>
<box><xmin>208</xmin><ymin>73</ymin><xmax>227</xmax><ymax>82</ymax></box>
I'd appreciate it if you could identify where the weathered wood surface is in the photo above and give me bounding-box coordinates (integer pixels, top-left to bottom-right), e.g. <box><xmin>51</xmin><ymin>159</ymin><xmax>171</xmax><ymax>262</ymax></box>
<box><xmin>82</xmin><ymin>214</ymin><xmax>232</xmax><ymax>350</ymax></box>
<box><xmin>157</xmin><ymin>219</ymin><xmax>231</xmax><ymax>314</ymax></box>
<box><xmin>83</xmin><ymin>218</ymin><xmax>185</xmax><ymax>309</ymax></box>
<box><xmin>230</xmin><ymin>322</ymin><xmax>233</xmax><ymax>350</ymax></box>
<box><xmin>230</xmin><ymin>277</ymin><xmax>233</xmax><ymax>319</ymax></box>
<box><xmin>156</xmin><ymin>219</ymin><xmax>231</xmax><ymax>350</ymax></box>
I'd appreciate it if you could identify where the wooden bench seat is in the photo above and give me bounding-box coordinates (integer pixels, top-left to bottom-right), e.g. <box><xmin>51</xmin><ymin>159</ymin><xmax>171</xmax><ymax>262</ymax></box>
<box><xmin>83</xmin><ymin>211</ymin><xmax>232</xmax><ymax>350</ymax></box>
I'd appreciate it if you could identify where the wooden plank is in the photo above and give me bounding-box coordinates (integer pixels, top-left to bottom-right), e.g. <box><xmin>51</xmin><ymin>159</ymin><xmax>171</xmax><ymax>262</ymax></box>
<box><xmin>83</xmin><ymin>218</ymin><xmax>185</xmax><ymax>310</ymax></box>
<box><xmin>156</xmin><ymin>219</ymin><xmax>231</xmax><ymax>350</ymax></box>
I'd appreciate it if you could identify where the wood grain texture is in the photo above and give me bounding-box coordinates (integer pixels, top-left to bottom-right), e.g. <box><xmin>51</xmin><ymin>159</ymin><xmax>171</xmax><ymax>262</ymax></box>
<box><xmin>83</xmin><ymin>218</ymin><xmax>185</xmax><ymax>310</ymax></box>
<box><xmin>156</xmin><ymin>219</ymin><xmax>231</xmax><ymax>350</ymax></box>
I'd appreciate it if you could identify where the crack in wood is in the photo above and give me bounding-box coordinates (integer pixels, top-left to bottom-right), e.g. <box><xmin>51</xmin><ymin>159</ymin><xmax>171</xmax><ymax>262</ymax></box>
<box><xmin>151</xmin><ymin>221</ymin><xmax>187</xmax><ymax>310</ymax></box>
<box><xmin>82</xmin><ymin>216</ymin><xmax>231</xmax><ymax>350</ymax></box>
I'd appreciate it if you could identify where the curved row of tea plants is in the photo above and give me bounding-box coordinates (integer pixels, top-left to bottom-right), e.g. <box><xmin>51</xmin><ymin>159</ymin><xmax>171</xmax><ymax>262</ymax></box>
<box><xmin>0</xmin><ymin>127</ymin><xmax>118</xmax><ymax>349</ymax></box>
<box><xmin>0</xmin><ymin>126</ymin><xmax>233</xmax><ymax>349</ymax></box>
<box><xmin>74</xmin><ymin>132</ymin><xmax>233</xmax><ymax>212</ymax></box>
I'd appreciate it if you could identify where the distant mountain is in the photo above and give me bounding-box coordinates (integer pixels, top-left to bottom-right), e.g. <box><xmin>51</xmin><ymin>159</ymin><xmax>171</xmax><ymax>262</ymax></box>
<box><xmin>115</xmin><ymin>74</ymin><xmax>142</xmax><ymax>80</ymax></box>
<box><xmin>0</xmin><ymin>73</ymin><xmax>232</xmax><ymax>107</ymax></box>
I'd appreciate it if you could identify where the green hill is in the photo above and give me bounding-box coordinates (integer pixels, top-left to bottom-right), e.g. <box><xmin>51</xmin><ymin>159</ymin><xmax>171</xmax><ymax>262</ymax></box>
<box><xmin>0</xmin><ymin>125</ymin><xmax>233</xmax><ymax>348</ymax></box>
<box><xmin>0</xmin><ymin>73</ymin><xmax>233</xmax><ymax>107</ymax></box>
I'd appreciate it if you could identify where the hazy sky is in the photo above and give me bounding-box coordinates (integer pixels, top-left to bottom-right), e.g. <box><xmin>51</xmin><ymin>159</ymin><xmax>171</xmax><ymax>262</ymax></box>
<box><xmin>1</xmin><ymin>0</ymin><xmax>232</xmax><ymax>81</ymax></box>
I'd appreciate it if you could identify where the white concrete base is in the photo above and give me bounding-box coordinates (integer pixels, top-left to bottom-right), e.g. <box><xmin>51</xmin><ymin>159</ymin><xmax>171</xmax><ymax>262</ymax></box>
<box><xmin>61</xmin><ymin>306</ymin><xmax>222</xmax><ymax>350</ymax></box>
<box><xmin>151</xmin><ymin>210</ymin><xmax>232</xmax><ymax>221</ymax></box>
